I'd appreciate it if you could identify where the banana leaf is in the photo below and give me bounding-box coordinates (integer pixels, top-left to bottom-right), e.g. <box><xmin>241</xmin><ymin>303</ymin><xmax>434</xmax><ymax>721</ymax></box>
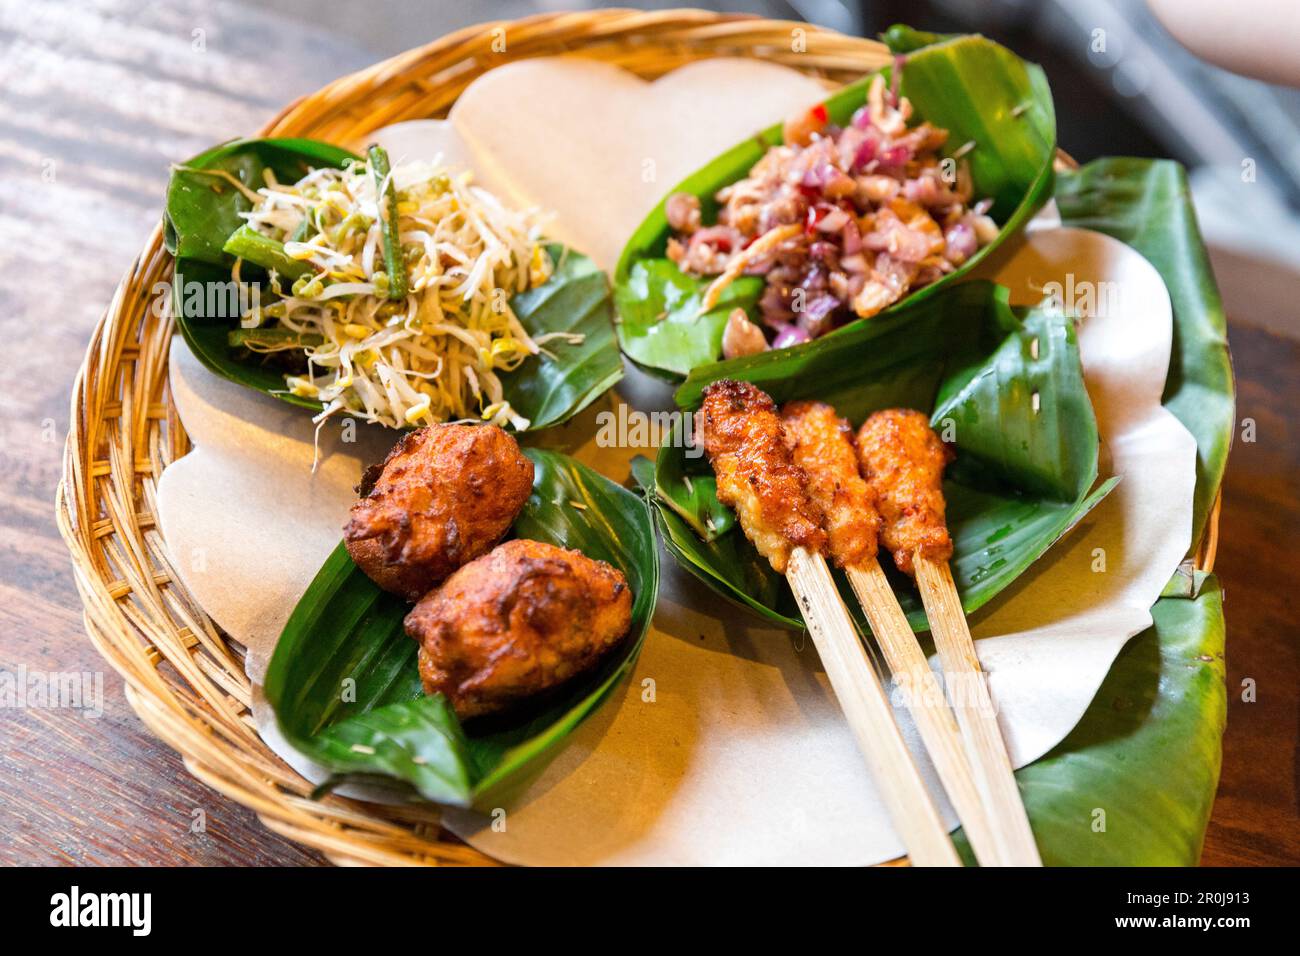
<box><xmin>164</xmin><ymin>137</ymin><xmax>360</xmax><ymax>264</ymax></box>
<box><xmin>955</xmin><ymin>576</ymin><xmax>1226</xmax><ymax>866</ymax></box>
<box><xmin>650</xmin><ymin>281</ymin><xmax>1114</xmax><ymax>630</ymax></box>
<box><xmin>1003</xmin><ymin>158</ymin><xmax>1234</xmax><ymax>865</ymax></box>
<box><xmin>612</xmin><ymin>32</ymin><xmax>1057</xmax><ymax>379</ymax></box>
<box><xmin>262</xmin><ymin>448</ymin><xmax>659</xmax><ymax>808</ymax></box>
<box><xmin>1056</xmin><ymin>158</ymin><xmax>1234</xmax><ymax>552</ymax></box>
<box><xmin>165</xmin><ymin>138</ymin><xmax>622</xmax><ymax>431</ymax></box>
<box><xmin>880</xmin><ymin>24</ymin><xmax>958</xmax><ymax>54</ymax></box>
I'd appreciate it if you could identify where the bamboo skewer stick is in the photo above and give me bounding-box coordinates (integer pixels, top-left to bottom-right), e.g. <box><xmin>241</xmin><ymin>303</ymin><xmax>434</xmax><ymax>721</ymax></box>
<box><xmin>845</xmin><ymin>559</ymin><xmax>1005</xmax><ymax>867</ymax></box>
<box><xmin>701</xmin><ymin>382</ymin><xmax>960</xmax><ymax>866</ymax></box>
<box><xmin>847</xmin><ymin>405</ymin><xmax>1043</xmax><ymax>865</ymax></box>
<box><xmin>914</xmin><ymin>554</ymin><xmax>1043</xmax><ymax>866</ymax></box>
<box><xmin>785</xmin><ymin>547</ymin><xmax>961</xmax><ymax>867</ymax></box>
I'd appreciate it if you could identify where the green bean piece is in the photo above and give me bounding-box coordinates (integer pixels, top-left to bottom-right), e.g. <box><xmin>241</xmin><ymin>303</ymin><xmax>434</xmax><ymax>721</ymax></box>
<box><xmin>227</xmin><ymin>328</ymin><xmax>325</xmax><ymax>349</ymax></box>
<box><xmin>223</xmin><ymin>224</ymin><xmax>314</xmax><ymax>281</ymax></box>
<box><xmin>367</xmin><ymin>144</ymin><xmax>408</xmax><ymax>301</ymax></box>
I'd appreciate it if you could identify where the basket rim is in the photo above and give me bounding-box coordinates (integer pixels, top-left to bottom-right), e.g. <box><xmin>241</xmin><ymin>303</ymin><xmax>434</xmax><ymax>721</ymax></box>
<box><xmin>54</xmin><ymin>7</ymin><xmax>1221</xmax><ymax>867</ymax></box>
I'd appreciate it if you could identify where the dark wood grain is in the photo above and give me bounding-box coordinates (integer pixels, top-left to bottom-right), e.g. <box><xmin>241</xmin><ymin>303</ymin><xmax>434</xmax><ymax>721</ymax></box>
<box><xmin>1199</xmin><ymin>323</ymin><xmax>1300</xmax><ymax>866</ymax></box>
<box><xmin>0</xmin><ymin>0</ymin><xmax>1294</xmax><ymax>867</ymax></box>
<box><xmin>0</xmin><ymin>0</ymin><xmax>376</xmax><ymax>867</ymax></box>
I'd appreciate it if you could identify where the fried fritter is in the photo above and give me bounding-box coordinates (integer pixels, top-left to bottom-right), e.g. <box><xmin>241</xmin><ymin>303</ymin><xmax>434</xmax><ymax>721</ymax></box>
<box><xmin>344</xmin><ymin>424</ymin><xmax>534</xmax><ymax>600</ymax></box>
<box><xmin>855</xmin><ymin>408</ymin><xmax>954</xmax><ymax>576</ymax></box>
<box><xmin>699</xmin><ymin>379</ymin><xmax>826</xmax><ymax>573</ymax></box>
<box><xmin>405</xmin><ymin>539</ymin><xmax>633</xmax><ymax>718</ymax></box>
<box><xmin>781</xmin><ymin>400</ymin><xmax>880</xmax><ymax>568</ymax></box>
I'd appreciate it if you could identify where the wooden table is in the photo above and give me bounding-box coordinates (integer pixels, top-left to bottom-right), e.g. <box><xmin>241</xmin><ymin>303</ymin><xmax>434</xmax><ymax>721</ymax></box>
<box><xmin>1</xmin><ymin>0</ymin><xmax>1295</xmax><ymax>867</ymax></box>
<box><xmin>1199</xmin><ymin>328</ymin><xmax>1300</xmax><ymax>865</ymax></box>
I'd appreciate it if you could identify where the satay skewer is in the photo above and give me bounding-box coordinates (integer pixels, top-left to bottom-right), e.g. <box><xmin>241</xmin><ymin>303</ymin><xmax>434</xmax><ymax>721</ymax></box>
<box><xmin>784</xmin><ymin>548</ymin><xmax>960</xmax><ymax>866</ymax></box>
<box><xmin>843</xmin><ymin>563</ymin><xmax>996</xmax><ymax>842</ymax></box>
<box><xmin>700</xmin><ymin>381</ymin><xmax>959</xmax><ymax>867</ymax></box>
<box><xmin>857</xmin><ymin>410</ymin><xmax>1043</xmax><ymax>867</ymax></box>
<box><xmin>911</xmin><ymin>554</ymin><xmax>1042</xmax><ymax>864</ymax></box>
<box><xmin>781</xmin><ymin>401</ymin><xmax>1004</xmax><ymax>867</ymax></box>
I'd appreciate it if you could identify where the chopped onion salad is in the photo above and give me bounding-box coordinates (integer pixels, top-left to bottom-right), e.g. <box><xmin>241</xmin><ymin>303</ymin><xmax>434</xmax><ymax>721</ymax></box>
<box><xmin>223</xmin><ymin>146</ymin><xmax>564</xmax><ymax>435</ymax></box>
<box><xmin>665</xmin><ymin>74</ymin><xmax>997</xmax><ymax>358</ymax></box>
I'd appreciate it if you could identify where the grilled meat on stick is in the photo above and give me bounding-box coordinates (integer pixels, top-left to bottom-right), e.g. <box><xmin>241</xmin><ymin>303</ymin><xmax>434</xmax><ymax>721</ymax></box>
<box><xmin>779</xmin><ymin>401</ymin><xmax>880</xmax><ymax>568</ymax></box>
<box><xmin>855</xmin><ymin>408</ymin><xmax>1043</xmax><ymax>865</ymax></box>
<box><xmin>854</xmin><ymin>408</ymin><xmax>953</xmax><ymax>576</ymax></box>
<box><xmin>781</xmin><ymin>400</ymin><xmax>1004</xmax><ymax>866</ymax></box>
<box><xmin>700</xmin><ymin>380</ymin><xmax>958</xmax><ymax>866</ymax></box>
<box><xmin>699</xmin><ymin>381</ymin><xmax>826</xmax><ymax>573</ymax></box>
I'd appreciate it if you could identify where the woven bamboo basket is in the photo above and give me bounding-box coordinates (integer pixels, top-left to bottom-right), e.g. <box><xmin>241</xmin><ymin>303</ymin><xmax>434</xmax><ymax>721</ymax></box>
<box><xmin>56</xmin><ymin>8</ymin><xmax>1218</xmax><ymax>867</ymax></box>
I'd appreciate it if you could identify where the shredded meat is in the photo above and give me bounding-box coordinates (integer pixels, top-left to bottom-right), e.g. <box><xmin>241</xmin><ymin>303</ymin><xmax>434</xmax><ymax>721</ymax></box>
<box><xmin>781</xmin><ymin>400</ymin><xmax>880</xmax><ymax>568</ymax></box>
<box><xmin>405</xmin><ymin>539</ymin><xmax>632</xmax><ymax>719</ymax></box>
<box><xmin>721</xmin><ymin>307</ymin><xmax>768</xmax><ymax>359</ymax></box>
<box><xmin>699</xmin><ymin>380</ymin><xmax>826</xmax><ymax>573</ymax></box>
<box><xmin>344</xmin><ymin>424</ymin><xmax>534</xmax><ymax>600</ymax></box>
<box><xmin>854</xmin><ymin>409</ymin><xmax>954</xmax><ymax>576</ymax></box>
<box><xmin>665</xmin><ymin>192</ymin><xmax>702</xmax><ymax>234</ymax></box>
<box><xmin>665</xmin><ymin>73</ymin><xmax>997</xmax><ymax>347</ymax></box>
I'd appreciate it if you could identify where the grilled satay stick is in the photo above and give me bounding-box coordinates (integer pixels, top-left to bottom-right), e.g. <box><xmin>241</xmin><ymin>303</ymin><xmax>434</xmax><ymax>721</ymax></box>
<box><xmin>701</xmin><ymin>381</ymin><xmax>959</xmax><ymax>867</ymax></box>
<box><xmin>857</xmin><ymin>409</ymin><xmax>1043</xmax><ymax>867</ymax></box>
<box><xmin>781</xmin><ymin>400</ymin><xmax>1004</xmax><ymax>867</ymax></box>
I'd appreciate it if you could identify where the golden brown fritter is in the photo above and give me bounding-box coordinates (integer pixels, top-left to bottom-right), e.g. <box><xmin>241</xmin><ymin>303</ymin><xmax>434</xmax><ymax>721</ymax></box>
<box><xmin>700</xmin><ymin>379</ymin><xmax>826</xmax><ymax>573</ymax></box>
<box><xmin>855</xmin><ymin>408</ymin><xmax>954</xmax><ymax>576</ymax></box>
<box><xmin>405</xmin><ymin>539</ymin><xmax>633</xmax><ymax>718</ymax></box>
<box><xmin>781</xmin><ymin>400</ymin><xmax>880</xmax><ymax>568</ymax></box>
<box><xmin>344</xmin><ymin>424</ymin><xmax>534</xmax><ymax>600</ymax></box>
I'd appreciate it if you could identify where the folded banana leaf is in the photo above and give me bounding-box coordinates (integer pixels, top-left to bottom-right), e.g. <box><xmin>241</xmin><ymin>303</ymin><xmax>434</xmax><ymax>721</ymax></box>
<box><xmin>1056</xmin><ymin>158</ymin><xmax>1234</xmax><ymax>552</ymax></box>
<box><xmin>164</xmin><ymin>138</ymin><xmax>622</xmax><ymax>430</ymax></box>
<box><xmin>613</xmin><ymin>32</ymin><xmax>1057</xmax><ymax>379</ymax></box>
<box><xmin>975</xmin><ymin>157</ymin><xmax>1232</xmax><ymax>866</ymax></box>
<box><xmin>648</xmin><ymin>281</ymin><xmax>1114</xmax><ymax>630</ymax></box>
<box><xmin>957</xmin><ymin>575</ymin><xmax>1226</xmax><ymax>866</ymax></box>
<box><xmin>262</xmin><ymin>448</ymin><xmax>659</xmax><ymax>808</ymax></box>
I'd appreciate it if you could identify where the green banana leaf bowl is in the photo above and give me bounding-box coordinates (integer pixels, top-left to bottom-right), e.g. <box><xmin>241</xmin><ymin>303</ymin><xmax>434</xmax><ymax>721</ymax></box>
<box><xmin>165</xmin><ymin>139</ymin><xmax>624</xmax><ymax>433</ymax></box>
<box><xmin>611</xmin><ymin>26</ymin><xmax>1234</xmax><ymax>863</ymax></box>
<box><xmin>263</xmin><ymin>448</ymin><xmax>660</xmax><ymax>810</ymax></box>
<box><xmin>613</xmin><ymin>29</ymin><xmax>1057</xmax><ymax>380</ymax></box>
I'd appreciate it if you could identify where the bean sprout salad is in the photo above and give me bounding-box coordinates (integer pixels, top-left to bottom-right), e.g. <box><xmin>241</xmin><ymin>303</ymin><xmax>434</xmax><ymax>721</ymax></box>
<box><xmin>223</xmin><ymin>146</ymin><xmax>567</xmax><ymax>438</ymax></box>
